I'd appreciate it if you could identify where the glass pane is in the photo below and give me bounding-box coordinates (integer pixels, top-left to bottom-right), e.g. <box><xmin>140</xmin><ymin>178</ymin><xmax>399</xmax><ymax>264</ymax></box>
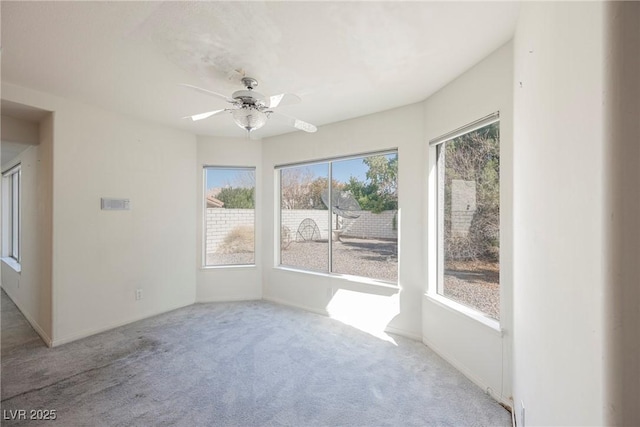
<box><xmin>204</xmin><ymin>167</ymin><xmax>255</xmax><ymax>266</ymax></box>
<box><xmin>440</xmin><ymin>123</ymin><xmax>500</xmax><ymax>319</ymax></box>
<box><xmin>331</xmin><ymin>154</ymin><xmax>398</xmax><ymax>282</ymax></box>
<box><xmin>12</xmin><ymin>172</ymin><xmax>19</xmax><ymax>259</ymax></box>
<box><xmin>280</xmin><ymin>164</ymin><xmax>329</xmax><ymax>272</ymax></box>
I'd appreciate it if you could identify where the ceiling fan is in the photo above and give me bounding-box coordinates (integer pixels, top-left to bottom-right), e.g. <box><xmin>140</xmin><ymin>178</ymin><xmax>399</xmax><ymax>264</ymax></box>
<box><xmin>181</xmin><ymin>77</ymin><xmax>317</xmax><ymax>134</ymax></box>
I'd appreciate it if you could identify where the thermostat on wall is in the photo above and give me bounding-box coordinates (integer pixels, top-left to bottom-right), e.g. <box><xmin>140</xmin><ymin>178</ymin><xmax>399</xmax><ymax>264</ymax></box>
<box><xmin>101</xmin><ymin>198</ymin><xmax>130</xmax><ymax>211</ymax></box>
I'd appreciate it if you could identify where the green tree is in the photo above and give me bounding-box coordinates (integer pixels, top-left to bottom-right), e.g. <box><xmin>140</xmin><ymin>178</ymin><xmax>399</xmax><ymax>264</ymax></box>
<box><xmin>340</xmin><ymin>154</ymin><xmax>398</xmax><ymax>214</ymax></box>
<box><xmin>342</xmin><ymin>177</ymin><xmax>396</xmax><ymax>213</ymax></box>
<box><xmin>217</xmin><ymin>187</ymin><xmax>255</xmax><ymax>209</ymax></box>
<box><xmin>364</xmin><ymin>154</ymin><xmax>398</xmax><ymax>201</ymax></box>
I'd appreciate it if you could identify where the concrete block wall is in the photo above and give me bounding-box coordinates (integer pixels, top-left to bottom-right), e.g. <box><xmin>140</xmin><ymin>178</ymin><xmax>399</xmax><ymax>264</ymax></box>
<box><xmin>206</xmin><ymin>208</ymin><xmax>398</xmax><ymax>254</ymax></box>
<box><xmin>281</xmin><ymin>210</ymin><xmax>335</xmax><ymax>241</ymax></box>
<box><xmin>451</xmin><ymin>179</ymin><xmax>477</xmax><ymax>236</ymax></box>
<box><xmin>341</xmin><ymin>210</ymin><xmax>398</xmax><ymax>239</ymax></box>
<box><xmin>205</xmin><ymin>208</ymin><xmax>255</xmax><ymax>254</ymax></box>
<box><xmin>451</xmin><ymin>211</ymin><xmax>475</xmax><ymax>237</ymax></box>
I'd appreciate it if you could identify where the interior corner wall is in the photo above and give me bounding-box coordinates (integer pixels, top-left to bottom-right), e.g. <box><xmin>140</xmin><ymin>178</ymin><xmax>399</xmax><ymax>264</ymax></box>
<box><xmin>2</xmin><ymin>83</ymin><xmax>198</xmax><ymax>346</ymax></box>
<box><xmin>421</xmin><ymin>42</ymin><xmax>513</xmax><ymax>405</ymax></box>
<box><xmin>196</xmin><ymin>136</ymin><xmax>262</xmax><ymax>302</ymax></box>
<box><xmin>262</xmin><ymin>103</ymin><xmax>425</xmax><ymax>339</ymax></box>
<box><xmin>603</xmin><ymin>2</ymin><xmax>640</xmax><ymax>425</ymax></box>
<box><xmin>1</xmin><ymin>115</ymin><xmax>40</xmax><ymax>144</ymax></box>
<box><xmin>513</xmin><ymin>2</ymin><xmax>605</xmax><ymax>425</ymax></box>
<box><xmin>1</xmin><ymin>113</ymin><xmax>54</xmax><ymax>344</ymax></box>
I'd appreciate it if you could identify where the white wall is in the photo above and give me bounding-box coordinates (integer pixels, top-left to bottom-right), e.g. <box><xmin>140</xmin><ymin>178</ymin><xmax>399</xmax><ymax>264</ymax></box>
<box><xmin>422</xmin><ymin>42</ymin><xmax>513</xmax><ymax>405</ymax></box>
<box><xmin>2</xmin><ymin>82</ymin><xmax>198</xmax><ymax>345</ymax></box>
<box><xmin>603</xmin><ymin>3</ymin><xmax>640</xmax><ymax>425</ymax></box>
<box><xmin>196</xmin><ymin>136</ymin><xmax>262</xmax><ymax>302</ymax></box>
<box><xmin>1</xmin><ymin>115</ymin><xmax>39</xmax><ymax>144</ymax></box>
<box><xmin>262</xmin><ymin>103</ymin><xmax>424</xmax><ymax>339</ymax></box>
<box><xmin>1</xmin><ymin>113</ymin><xmax>53</xmax><ymax>344</ymax></box>
<box><xmin>513</xmin><ymin>3</ymin><xmax>605</xmax><ymax>425</ymax></box>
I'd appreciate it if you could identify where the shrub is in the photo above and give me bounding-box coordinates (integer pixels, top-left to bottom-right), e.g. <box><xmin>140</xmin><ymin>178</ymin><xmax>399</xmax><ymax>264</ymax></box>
<box><xmin>217</xmin><ymin>226</ymin><xmax>254</xmax><ymax>254</ymax></box>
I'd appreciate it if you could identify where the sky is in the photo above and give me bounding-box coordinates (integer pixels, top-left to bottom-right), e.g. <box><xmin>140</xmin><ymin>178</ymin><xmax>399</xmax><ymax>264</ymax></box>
<box><xmin>205</xmin><ymin>153</ymin><xmax>395</xmax><ymax>191</ymax></box>
<box><xmin>333</xmin><ymin>158</ymin><xmax>368</xmax><ymax>183</ymax></box>
<box><xmin>280</xmin><ymin>154</ymin><xmax>396</xmax><ymax>183</ymax></box>
<box><xmin>274</xmin><ymin>159</ymin><xmax>369</xmax><ymax>185</ymax></box>
<box><xmin>206</xmin><ymin>168</ymin><xmax>255</xmax><ymax>191</ymax></box>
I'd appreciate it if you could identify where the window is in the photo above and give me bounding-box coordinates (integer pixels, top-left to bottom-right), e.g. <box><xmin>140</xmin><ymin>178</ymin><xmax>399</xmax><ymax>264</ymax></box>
<box><xmin>280</xmin><ymin>163</ymin><xmax>329</xmax><ymax>272</ymax></box>
<box><xmin>204</xmin><ymin>167</ymin><xmax>255</xmax><ymax>267</ymax></box>
<box><xmin>2</xmin><ymin>164</ymin><xmax>21</xmax><ymax>264</ymax></box>
<box><xmin>278</xmin><ymin>151</ymin><xmax>398</xmax><ymax>283</ymax></box>
<box><xmin>433</xmin><ymin>116</ymin><xmax>500</xmax><ymax>320</ymax></box>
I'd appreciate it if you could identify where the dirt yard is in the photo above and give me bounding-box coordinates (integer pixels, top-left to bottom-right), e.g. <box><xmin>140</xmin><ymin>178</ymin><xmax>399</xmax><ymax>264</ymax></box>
<box><xmin>281</xmin><ymin>237</ymin><xmax>398</xmax><ymax>283</ymax></box>
<box><xmin>444</xmin><ymin>259</ymin><xmax>500</xmax><ymax>320</ymax></box>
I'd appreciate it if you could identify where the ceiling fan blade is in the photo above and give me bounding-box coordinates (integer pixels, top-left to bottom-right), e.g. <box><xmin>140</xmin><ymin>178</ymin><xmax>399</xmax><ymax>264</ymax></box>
<box><xmin>180</xmin><ymin>83</ymin><xmax>235</xmax><ymax>103</ymax></box>
<box><xmin>271</xmin><ymin>111</ymin><xmax>317</xmax><ymax>133</ymax></box>
<box><xmin>183</xmin><ymin>109</ymin><xmax>228</xmax><ymax>121</ymax></box>
<box><xmin>268</xmin><ymin>93</ymin><xmax>301</xmax><ymax>109</ymax></box>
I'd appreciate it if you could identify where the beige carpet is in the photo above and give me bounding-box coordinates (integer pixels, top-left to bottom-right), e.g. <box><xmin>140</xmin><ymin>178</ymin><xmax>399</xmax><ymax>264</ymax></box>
<box><xmin>1</xmin><ymin>294</ymin><xmax>510</xmax><ymax>426</ymax></box>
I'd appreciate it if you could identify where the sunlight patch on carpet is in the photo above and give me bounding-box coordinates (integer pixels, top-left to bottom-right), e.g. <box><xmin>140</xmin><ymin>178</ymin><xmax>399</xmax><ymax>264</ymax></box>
<box><xmin>327</xmin><ymin>289</ymin><xmax>399</xmax><ymax>344</ymax></box>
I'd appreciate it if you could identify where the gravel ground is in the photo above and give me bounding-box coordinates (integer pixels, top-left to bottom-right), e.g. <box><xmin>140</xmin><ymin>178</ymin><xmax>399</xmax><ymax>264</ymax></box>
<box><xmin>443</xmin><ymin>260</ymin><xmax>500</xmax><ymax>320</ymax></box>
<box><xmin>206</xmin><ymin>252</ymin><xmax>254</xmax><ymax>266</ymax></box>
<box><xmin>206</xmin><ymin>237</ymin><xmax>397</xmax><ymax>283</ymax></box>
<box><xmin>281</xmin><ymin>237</ymin><xmax>398</xmax><ymax>283</ymax></box>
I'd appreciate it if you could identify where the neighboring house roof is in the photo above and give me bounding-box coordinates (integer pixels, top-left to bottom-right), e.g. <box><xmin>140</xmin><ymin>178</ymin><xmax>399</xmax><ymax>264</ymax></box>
<box><xmin>207</xmin><ymin>196</ymin><xmax>224</xmax><ymax>208</ymax></box>
<box><xmin>207</xmin><ymin>188</ymin><xmax>224</xmax><ymax>208</ymax></box>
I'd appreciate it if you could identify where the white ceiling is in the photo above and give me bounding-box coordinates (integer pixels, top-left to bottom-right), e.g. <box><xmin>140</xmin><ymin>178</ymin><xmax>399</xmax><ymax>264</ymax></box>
<box><xmin>0</xmin><ymin>1</ymin><xmax>520</xmax><ymax>139</ymax></box>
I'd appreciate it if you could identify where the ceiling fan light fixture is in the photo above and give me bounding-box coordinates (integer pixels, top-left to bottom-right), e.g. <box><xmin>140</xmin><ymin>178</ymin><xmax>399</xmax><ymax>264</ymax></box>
<box><xmin>232</xmin><ymin>106</ymin><xmax>268</xmax><ymax>133</ymax></box>
<box><xmin>181</xmin><ymin>77</ymin><xmax>316</xmax><ymax>134</ymax></box>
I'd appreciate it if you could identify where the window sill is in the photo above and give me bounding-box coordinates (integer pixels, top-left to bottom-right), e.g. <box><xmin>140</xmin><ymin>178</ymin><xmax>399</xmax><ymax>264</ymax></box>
<box><xmin>1</xmin><ymin>257</ymin><xmax>21</xmax><ymax>273</ymax></box>
<box><xmin>275</xmin><ymin>265</ymin><xmax>399</xmax><ymax>289</ymax></box>
<box><xmin>425</xmin><ymin>292</ymin><xmax>501</xmax><ymax>334</ymax></box>
<box><xmin>201</xmin><ymin>264</ymin><xmax>256</xmax><ymax>270</ymax></box>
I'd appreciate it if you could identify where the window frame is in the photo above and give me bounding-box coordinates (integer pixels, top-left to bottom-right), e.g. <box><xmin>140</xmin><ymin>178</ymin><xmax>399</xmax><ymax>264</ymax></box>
<box><xmin>2</xmin><ymin>164</ymin><xmax>22</xmax><ymax>269</ymax></box>
<box><xmin>202</xmin><ymin>165</ymin><xmax>256</xmax><ymax>269</ymax></box>
<box><xmin>428</xmin><ymin>113</ymin><xmax>501</xmax><ymax>328</ymax></box>
<box><xmin>275</xmin><ymin>149</ymin><xmax>399</xmax><ymax>285</ymax></box>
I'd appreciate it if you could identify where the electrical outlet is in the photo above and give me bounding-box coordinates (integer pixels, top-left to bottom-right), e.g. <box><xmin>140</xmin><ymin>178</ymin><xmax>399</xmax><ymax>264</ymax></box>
<box><xmin>135</xmin><ymin>288</ymin><xmax>143</xmax><ymax>301</ymax></box>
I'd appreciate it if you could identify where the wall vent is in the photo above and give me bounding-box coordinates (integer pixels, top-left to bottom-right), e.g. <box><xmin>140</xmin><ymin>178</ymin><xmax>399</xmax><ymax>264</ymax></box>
<box><xmin>101</xmin><ymin>198</ymin><xmax>130</xmax><ymax>211</ymax></box>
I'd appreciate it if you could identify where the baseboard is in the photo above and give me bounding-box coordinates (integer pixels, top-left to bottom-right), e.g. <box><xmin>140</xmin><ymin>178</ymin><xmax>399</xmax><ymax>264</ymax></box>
<box><xmin>21</xmin><ymin>308</ymin><xmax>53</xmax><ymax>347</ymax></box>
<box><xmin>1</xmin><ymin>287</ymin><xmax>53</xmax><ymax>347</ymax></box>
<box><xmin>196</xmin><ymin>294</ymin><xmax>262</xmax><ymax>303</ymax></box>
<box><xmin>263</xmin><ymin>296</ymin><xmax>330</xmax><ymax>317</ymax></box>
<box><xmin>422</xmin><ymin>335</ymin><xmax>511</xmax><ymax>409</ymax></box>
<box><xmin>385</xmin><ymin>325</ymin><xmax>422</xmax><ymax>342</ymax></box>
<box><xmin>51</xmin><ymin>301</ymin><xmax>194</xmax><ymax>347</ymax></box>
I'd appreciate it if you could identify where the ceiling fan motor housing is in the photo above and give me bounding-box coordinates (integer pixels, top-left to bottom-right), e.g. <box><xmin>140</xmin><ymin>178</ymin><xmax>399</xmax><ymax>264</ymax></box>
<box><xmin>232</xmin><ymin>89</ymin><xmax>266</xmax><ymax>106</ymax></box>
<box><xmin>241</xmin><ymin>77</ymin><xmax>259</xmax><ymax>89</ymax></box>
<box><xmin>182</xmin><ymin>76</ymin><xmax>316</xmax><ymax>133</ymax></box>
